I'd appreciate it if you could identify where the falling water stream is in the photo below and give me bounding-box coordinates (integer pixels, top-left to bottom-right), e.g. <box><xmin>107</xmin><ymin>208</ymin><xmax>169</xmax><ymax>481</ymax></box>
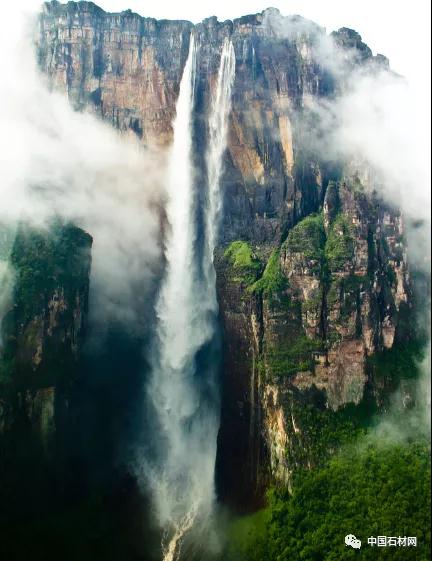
<box><xmin>146</xmin><ymin>35</ymin><xmax>236</xmax><ymax>561</ymax></box>
<box><xmin>204</xmin><ymin>38</ymin><xmax>237</xmax><ymax>292</ymax></box>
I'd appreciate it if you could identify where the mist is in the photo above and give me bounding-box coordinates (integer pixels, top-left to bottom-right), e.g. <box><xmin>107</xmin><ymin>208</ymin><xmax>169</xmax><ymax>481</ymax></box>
<box><xmin>262</xmin><ymin>9</ymin><xmax>431</xmax><ymax>436</ymax></box>
<box><xmin>138</xmin><ymin>35</ymin><xmax>236</xmax><ymax>560</ymax></box>
<box><xmin>316</xmin><ymin>58</ymin><xmax>431</xmax><ymax>438</ymax></box>
<box><xmin>0</xmin><ymin>4</ymin><xmax>164</xmax><ymax>329</ymax></box>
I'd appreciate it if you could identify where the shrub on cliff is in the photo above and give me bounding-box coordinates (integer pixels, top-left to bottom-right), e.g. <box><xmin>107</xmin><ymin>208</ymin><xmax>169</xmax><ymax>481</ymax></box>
<box><xmin>250</xmin><ymin>249</ymin><xmax>287</xmax><ymax>297</ymax></box>
<box><xmin>325</xmin><ymin>214</ymin><xmax>355</xmax><ymax>271</ymax></box>
<box><xmin>224</xmin><ymin>241</ymin><xmax>261</xmax><ymax>285</ymax></box>
<box><xmin>284</xmin><ymin>213</ymin><xmax>326</xmax><ymax>262</ymax></box>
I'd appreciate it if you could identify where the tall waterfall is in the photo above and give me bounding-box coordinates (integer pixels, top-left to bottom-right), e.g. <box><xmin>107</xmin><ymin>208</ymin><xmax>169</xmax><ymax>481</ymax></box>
<box><xmin>204</xmin><ymin>38</ymin><xmax>237</xmax><ymax>294</ymax></box>
<box><xmin>145</xmin><ymin>35</ymin><xmax>236</xmax><ymax>561</ymax></box>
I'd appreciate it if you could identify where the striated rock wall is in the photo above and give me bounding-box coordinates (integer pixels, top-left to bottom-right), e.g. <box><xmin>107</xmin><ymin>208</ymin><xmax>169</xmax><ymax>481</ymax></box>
<box><xmin>38</xmin><ymin>2</ymin><xmax>375</xmax><ymax>243</ymax></box>
<box><xmin>216</xmin><ymin>178</ymin><xmax>413</xmax><ymax>507</ymax></box>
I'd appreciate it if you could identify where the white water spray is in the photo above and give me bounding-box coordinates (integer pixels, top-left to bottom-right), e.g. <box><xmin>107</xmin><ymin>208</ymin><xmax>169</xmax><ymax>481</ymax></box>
<box><xmin>204</xmin><ymin>38</ymin><xmax>236</xmax><ymax>293</ymax></box>
<box><xmin>145</xmin><ymin>35</ymin><xmax>235</xmax><ymax>560</ymax></box>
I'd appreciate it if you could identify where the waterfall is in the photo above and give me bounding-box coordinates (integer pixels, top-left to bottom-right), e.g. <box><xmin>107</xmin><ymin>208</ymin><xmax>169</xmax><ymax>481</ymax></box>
<box><xmin>145</xmin><ymin>35</ymin><xmax>236</xmax><ymax>561</ymax></box>
<box><xmin>204</xmin><ymin>38</ymin><xmax>236</xmax><ymax>294</ymax></box>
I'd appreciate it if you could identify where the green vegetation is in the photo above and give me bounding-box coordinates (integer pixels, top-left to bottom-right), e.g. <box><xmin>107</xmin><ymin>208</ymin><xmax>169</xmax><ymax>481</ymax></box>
<box><xmin>368</xmin><ymin>341</ymin><xmax>426</xmax><ymax>383</ymax></box>
<box><xmin>226</xmin><ymin>441</ymin><xmax>431</xmax><ymax>561</ymax></box>
<box><xmin>224</xmin><ymin>241</ymin><xmax>262</xmax><ymax>286</ymax></box>
<box><xmin>0</xmin><ymin>222</ymin><xmax>92</xmax><ymax>390</ymax></box>
<box><xmin>324</xmin><ymin>180</ymin><xmax>340</xmax><ymax>211</ymax></box>
<box><xmin>284</xmin><ymin>213</ymin><xmax>326</xmax><ymax>263</ymax></box>
<box><xmin>282</xmin><ymin>210</ymin><xmax>355</xmax><ymax>276</ymax></box>
<box><xmin>352</xmin><ymin>175</ymin><xmax>366</xmax><ymax>193</ymax></box>
<box><xmin>0</xmin><ymin>223</ymin><xmax>16</xmax><ymax>261</ymax></box>
<box><xmin>225</xmin><ymin>209</ymin><xmax>355</xmax><ymax>309</ymax></box>
<box><xmin>385</xmin><ymin>262</ymin><xmax>397</xmax><ymax>286</ymax></box>
<box><xmin>326</xmin><ymin>274</ymin><xmax>367</xmax><ymax>323</ymax></box>
<box><xmin>325</xmin><ymin>214</ymin><xmax>354</xmax><ymax>271</ymax></box>
<box><xmin>225</xmin><ymin>340</ymin><xmax>430</xmax><ymax>561</ymax></box>
<box><xmin>0</xmin><ymin>357</ymin><xmax>14</xmax><ymax>386</ymax></box>
<box><xmin>285</xmin><ymin>401</ymin><xmax>372</xmax><ymax>468</ymax></box>
<box><xmin>224</xmin><ymin>241</ymin><xmax>260</xmax><ymax>269</ymax></box>
<box><xmin>302</xmin><ymin>289</ymin><xmax>323</xmax><ymax>314</ymax></box>
<box><xmin>250</xmin><ymin>250</ymin><xmax>287</xmax><ymax>297</ymax></box>
<box><xmin>11</xmin><ymin>222</ymin><xmax>92</xmax><ymax>320</ymax></box>
<box><xmin>265</xmin><ymin>336</ymin><xmax>322</xmax><ymax>378</ymax></box>
<box><xmin>226</xmin><ymin>509</ymin><xmax>270</xmax><ymax>561</ymax></box>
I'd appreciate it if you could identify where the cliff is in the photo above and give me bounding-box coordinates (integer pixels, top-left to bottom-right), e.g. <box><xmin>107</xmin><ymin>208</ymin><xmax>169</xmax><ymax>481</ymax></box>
<box><xmin>0</xmin><ymin>222</ymin><xmax>92</xmax><ymax>443</ymax></box>
<box><xmin>216</xmin><ymin>180</ymin><xmax>414</xmax><ymax>507</ymax></box>
<box><xmin>35</xmin><ymin>1</ymin><xmax>418</xmax><ymax>511</ymax></box>
<box><xmin>38</xmin><ymin>2</ymin><xmax>383</xmax><ymax>243</ymax></box>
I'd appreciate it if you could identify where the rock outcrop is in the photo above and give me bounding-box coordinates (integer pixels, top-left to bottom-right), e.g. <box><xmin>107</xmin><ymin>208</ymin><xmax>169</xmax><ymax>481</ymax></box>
<box><xmin>0</xmin><ymin>222</ymin><xmax>92</xmax><ymax>443</ymax></box>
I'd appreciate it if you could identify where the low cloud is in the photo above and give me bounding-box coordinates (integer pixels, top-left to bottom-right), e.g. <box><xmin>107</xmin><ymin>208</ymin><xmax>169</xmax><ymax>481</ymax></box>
<box><xmin>261</xmin><ymin>9</ymin><xmax>431</xmax><ymax>434</ymax></box>
<box><xmin>0</xmin><ymin>4</ymin><xmax>165</xmax><ymax>328</ymax></box>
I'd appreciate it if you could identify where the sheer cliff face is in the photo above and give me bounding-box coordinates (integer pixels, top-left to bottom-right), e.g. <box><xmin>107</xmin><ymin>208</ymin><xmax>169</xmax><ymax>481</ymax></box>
<box><xmin>38</xmin><ymin>2</ymin><xmax>344</xmax><ymax>242</ymax></box>
<box><xmin>216</xmin><ymin>183</ymin><xmax>411</xmax><ymax>507</ymax></box>
<box><xmin>0</xmin><ymin>224</ymin><xmax>92</xmax><ymax>442</ymax></box>
<box><xmin>37</xmin><ymin>1</ymin><xmax>412</xmax><ymax>509</ymax></box>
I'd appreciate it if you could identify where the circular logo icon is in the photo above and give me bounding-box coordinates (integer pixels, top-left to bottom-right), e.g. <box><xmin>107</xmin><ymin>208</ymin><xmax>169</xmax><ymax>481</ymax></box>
<box><xmin>345</xmin><ymin>534</ymin><xmax>362</xmax><ymax>549</ymax></box>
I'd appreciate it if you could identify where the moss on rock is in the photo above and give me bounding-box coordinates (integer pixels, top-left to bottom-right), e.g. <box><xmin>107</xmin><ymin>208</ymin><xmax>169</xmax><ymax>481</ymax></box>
<box><xmin>284</xmin><ymin>213</ymin><xmax>326</xmax><ymax>262</ymax></box>
<box><xmin>250</xmin><ymin>249</ymin><xmax>287</xmax><ymax>297</ymax></box>
<box><xmin>265</xmin><ymin>335</ymin><xmax>323</xmax><ymax>378</ymax></box>
<box><xmin>224</xmin><ymin>241</ymin><xmax>262</xmax><ymax>286</ymax></box>
<box><xmin>324</xmin><ymin>213</ymin><xmax>354</xmax><ymax>271</ymax></box>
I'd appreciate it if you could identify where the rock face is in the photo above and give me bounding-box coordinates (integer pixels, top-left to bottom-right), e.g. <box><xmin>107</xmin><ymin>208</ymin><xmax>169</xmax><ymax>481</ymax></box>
<box><xmin>0</xmin><ymin>223</ymin><xmax>92</xmax><ymax>443</ymax></box>
<box><xmin>216</xmin><ymin>180</ymin><xmax>412</xmax><ymax>507</ymax></box>
<box><xmin>38</xmin><ymin>2</ymin><xmax>382</xmax><ymax>243</ymax></box>
<box><xmin>36</xmin><ymin>1</ymin><xmax>416</xmax><ymax>511</ymax></box>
